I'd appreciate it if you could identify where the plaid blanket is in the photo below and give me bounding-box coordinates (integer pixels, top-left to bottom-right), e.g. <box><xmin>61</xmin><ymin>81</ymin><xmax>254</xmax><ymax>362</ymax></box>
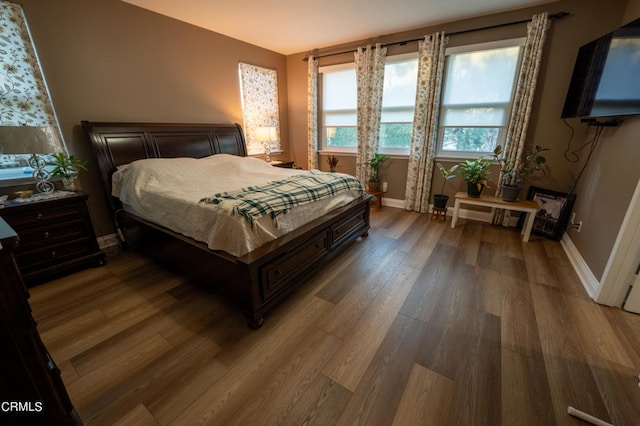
<box><xmin>200</xmin><ymin>171</ymin><xmax>363</xmax><ymax>226</ymax></box>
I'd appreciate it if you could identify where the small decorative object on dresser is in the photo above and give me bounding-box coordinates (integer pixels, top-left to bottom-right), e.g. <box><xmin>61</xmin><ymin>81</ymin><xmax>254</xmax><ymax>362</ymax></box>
<box><xmin>0</xmin><ymin>191</ymin><xmax>105</xmax><ymax>286</ymax></box>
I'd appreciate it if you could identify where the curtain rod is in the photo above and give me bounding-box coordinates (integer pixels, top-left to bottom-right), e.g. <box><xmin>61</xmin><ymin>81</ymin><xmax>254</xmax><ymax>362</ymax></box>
<box><xmin>303</xmin><ymin>11</ymin><xmax>569</xmax><ymax>61</ymax></box>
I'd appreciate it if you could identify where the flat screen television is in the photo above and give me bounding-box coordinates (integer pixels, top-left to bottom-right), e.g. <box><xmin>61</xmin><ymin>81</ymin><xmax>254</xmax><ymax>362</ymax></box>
<box><xmin>561</xmin><ymin>17</ymin><xmax>640</xmax><ymax>119</ymax></box>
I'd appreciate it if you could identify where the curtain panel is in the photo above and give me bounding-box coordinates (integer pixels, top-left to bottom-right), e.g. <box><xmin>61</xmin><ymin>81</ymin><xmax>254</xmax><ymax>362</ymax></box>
<box><xmin>306</xmin><ymin>56</ymin><xmax>319</xmax><ymax>170</ymax></box>
<box><xmin>404</xmin><ymin>32</ymin><xmax>447</xmax><ymax>213</ymax></box>
<box><xmin>492</xmin><ymin>12</ymin><xmax>550</xmax><ymax>225</ymax></box>
<box><xmin>354</xmin><ymin>44</ymin><xmax>387</xmax><ymax>184</ymax></box>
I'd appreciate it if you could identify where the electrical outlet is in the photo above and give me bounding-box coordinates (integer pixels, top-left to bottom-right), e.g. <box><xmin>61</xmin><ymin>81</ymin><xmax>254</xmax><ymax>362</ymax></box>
<box><xmin>577</xmin><ymin>221</ymin><xmax>583</xmax><ymax>233</ymax></box>
<box><xmin>571</xmin><ymin>212</ymin><xmax>576</xmax><ymax>223</ymax></box>
<box><xmin>383</xmin><ymin>181</ymin><xmax>388</xmax><ymax>192</ymax></box>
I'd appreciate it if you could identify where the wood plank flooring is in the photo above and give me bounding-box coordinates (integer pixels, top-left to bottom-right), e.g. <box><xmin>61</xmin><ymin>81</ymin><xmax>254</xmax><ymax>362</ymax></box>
<box><xmin>29</xmin><ymin>208</ymin><xmax>640</xmax><ymax>425</ymax></box>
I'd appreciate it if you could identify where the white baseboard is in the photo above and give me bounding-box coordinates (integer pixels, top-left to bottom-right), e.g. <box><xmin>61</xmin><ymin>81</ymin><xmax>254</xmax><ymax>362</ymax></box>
<box><xmin>381</xmin><ymin>197</ymin><xmax>405</xmax><ymax>209</ymax></box>
<box><xmin>560</xmin><ymin>233</ymin><xmax>600</xmax><ymax>299</ymax></box>
<box><xmin>97</xmin><ymin>233</ymin><xmax>119</xmax><ymax>250</ymax></box>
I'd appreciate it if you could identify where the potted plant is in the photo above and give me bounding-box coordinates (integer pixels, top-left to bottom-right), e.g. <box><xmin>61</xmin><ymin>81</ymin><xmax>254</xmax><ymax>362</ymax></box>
<box><xmin>47</xmin><ymin>153</ymin><xmax>88</xmax><ymax>191</ymax></box>
<box><xmin>493</xmin><ymin>145</ymin><xmax>548</xmax><ymax>201</ymax></box>
<box><xmin>433</xmin><ymin>163</ymin><xmax>458</xmax><ymax>208</ymax></box>
<box><xmin>368</xmin><ymin>153</ymin><xmax>389</xmax><ymax>191</ymax></box>
<box><xmin>326</xmin><ymin>155</ymin><xmax>340</xmax><ymax>172</ymax></box>
<box><xmin>458</xmin><ymin>156</ymin><xmax>492</xmax><ymax>197</ymax></box>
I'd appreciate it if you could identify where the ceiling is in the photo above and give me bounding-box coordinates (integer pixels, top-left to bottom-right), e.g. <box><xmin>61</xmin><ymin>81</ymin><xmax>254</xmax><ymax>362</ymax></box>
<box><xmin>121</xmin><ymin>0</ymin><xmax>558</xmax><ymax>55</ymax></box>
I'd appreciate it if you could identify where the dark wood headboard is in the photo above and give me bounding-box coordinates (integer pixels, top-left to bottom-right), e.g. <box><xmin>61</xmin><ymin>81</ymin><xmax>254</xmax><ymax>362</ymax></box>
<box><xmin>82</xmin><ymin>121</ymin><xmax>247</xmax><ymax>210</ymax></box>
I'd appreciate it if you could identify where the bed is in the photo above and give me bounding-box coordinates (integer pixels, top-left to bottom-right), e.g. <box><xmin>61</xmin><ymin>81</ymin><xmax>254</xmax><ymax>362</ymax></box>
<box><xmin>83</xmin><ymin>121</ymin><xmax>372</xmax><ymax>328</ymax></box>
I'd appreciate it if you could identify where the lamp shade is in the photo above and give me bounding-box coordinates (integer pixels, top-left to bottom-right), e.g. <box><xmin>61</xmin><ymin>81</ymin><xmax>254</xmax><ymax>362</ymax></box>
<box><xmin>0</xmin><ymin>125</ymin><xmax>64</xmax><ymax>155</ymax></box>
<box><xmin>254</xmin><ymin>126</ymin><xmax>276</xmax><ymax>142</ymax></box>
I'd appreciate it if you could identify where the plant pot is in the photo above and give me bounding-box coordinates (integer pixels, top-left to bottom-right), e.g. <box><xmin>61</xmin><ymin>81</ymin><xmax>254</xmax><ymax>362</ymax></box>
<box><xmin>500</xmin><ymin>184</ymin><xmax>522</xmax><ymax>202</ymax></box>
<box><xmin>368</xmin><ymin>182</ymin><xmax>381</xmax><ymax>192</ymax></box>
<box><xmin>466</xmin><ymin>182</ymin><xmax>484</xmax><ymax>197</ymax></box>
<box><xmin>433</xmin><ymin>194</ymin><xmax>449</xmax><ymax>209</ymax></box>
<box><xmin>62</xmin><ymin>176</ymin><xmax>77</xmax><ymax>191</ymax></box>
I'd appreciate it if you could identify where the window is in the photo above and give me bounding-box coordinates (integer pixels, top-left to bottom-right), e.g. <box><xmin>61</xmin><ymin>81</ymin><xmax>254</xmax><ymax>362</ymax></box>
<box><xmin>380</xmin><ymin>56</ymin><xmax>418</xmax><ymax>151</ymax></box>
<box><xmin>239</xmin><ymin>62</ymin><xmax>281</xmax><ymax>155</ymax></box>
<box><xmin>438</xmin><ymin>39</ymin><xmax>524</xmax><ymax>157</ymax></box>
<box><xmin>321</xmin><ymin>54</ymin><xmax>418</xmax><ymax>153</ymax></box>
<box><xmin>0</xmin><ymin>2</ymin><xmax>66</xmax><ymax>186</ymax></box>
<box><xmin>322</xmin><ymin>64</ymin><xmax>357</xmax><ymax>150</ymax></box>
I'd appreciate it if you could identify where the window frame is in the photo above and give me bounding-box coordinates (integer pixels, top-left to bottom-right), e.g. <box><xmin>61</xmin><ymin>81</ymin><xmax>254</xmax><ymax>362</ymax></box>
<box><xmin>435</xmin><ymin>38</ymin><xmax>526</xmax><ymax>160</ymax></box>
<box><xmin>319</xmin><ymin>53</ymin><xmax>418</xmax><ymax>156</ymax></box>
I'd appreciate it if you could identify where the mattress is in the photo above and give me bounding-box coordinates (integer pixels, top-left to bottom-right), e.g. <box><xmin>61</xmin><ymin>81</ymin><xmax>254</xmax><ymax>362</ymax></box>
<box><xmin>113</xmin><ymin>154</ymin><xmax>362</xmax><ymax>257</ymax></box>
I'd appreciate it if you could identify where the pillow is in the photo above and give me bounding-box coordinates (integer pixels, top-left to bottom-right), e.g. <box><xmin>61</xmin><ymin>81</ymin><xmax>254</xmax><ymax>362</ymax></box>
<box><xmin>111</xmin><ymin>163</ymin><xmax>129</xmax><ymax>198</ymax></box>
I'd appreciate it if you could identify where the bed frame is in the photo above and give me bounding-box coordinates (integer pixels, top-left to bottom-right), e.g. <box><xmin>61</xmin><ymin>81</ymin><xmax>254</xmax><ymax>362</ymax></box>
<box><xmin>82</xmin><ymin>121</ymin><xmax>371</xmax><ymax>328</ymax></box>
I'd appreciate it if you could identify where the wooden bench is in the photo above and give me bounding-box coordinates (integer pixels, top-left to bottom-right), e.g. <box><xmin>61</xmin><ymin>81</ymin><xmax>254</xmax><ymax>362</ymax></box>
<box><xmin>451</xmin><ymin>191</ymin><xmax>539</xmax><ymax>242</ymax></box>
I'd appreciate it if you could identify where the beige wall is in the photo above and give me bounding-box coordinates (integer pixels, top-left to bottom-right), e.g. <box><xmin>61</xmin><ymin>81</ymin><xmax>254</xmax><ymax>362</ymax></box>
<box><xmin>624</xmin><ymin>0</ymin><xmax>640</xmax><ymax>22</ymax></box>
<box><xmin>566</xmin><ymin>0</ymin><xmax>640</xmax><ymax>280</ymax></box>
<box><xmin>14</xmin><ymin>0</ymin><xmax>288</xmax><ymax>235</ymax></box>
<box><xmin>567</xmin><ymin>118</ymin><xmax>640</xmax><ymax>279</ymax></box>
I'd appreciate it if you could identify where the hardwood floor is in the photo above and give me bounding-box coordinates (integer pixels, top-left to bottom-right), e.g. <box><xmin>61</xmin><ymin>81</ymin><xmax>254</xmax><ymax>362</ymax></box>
<box><xmin>29</xmin><ymin>208</ymin><xmax>640</xmax><ymax>425</ymax></box>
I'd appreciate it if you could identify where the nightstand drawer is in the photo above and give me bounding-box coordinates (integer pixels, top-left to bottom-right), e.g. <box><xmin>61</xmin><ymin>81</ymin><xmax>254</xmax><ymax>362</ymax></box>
<box><xmin>15</xmin><ymin>219</ymin><xmax>88</xmax><ymax>249</ymax></box>
<box><xmin>2</xmin><ymin>203</ymin><xmax>85</xmax><ymax>229</ymax></box>
<box><xmin>15</xmin><ymin>237</ymin><xmax>95</xmax><ymax>274</ymax></box>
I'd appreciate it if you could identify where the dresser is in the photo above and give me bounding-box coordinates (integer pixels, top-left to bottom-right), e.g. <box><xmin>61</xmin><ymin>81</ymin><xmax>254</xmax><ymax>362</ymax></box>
<box><xmin>0</xmin><ymin>217</ymin><xmax>82</xmax><ymax>425</ymax></box>
<box><xmin>0</xmin><ymin>192</ymin><xmax>105</xmax><ymax>285</ymax></box>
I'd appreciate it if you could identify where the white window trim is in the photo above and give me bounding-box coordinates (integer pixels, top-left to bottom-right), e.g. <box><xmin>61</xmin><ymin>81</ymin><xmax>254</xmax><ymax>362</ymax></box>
<box><xmin>436</xmin><ymin>37</ymin><xmax>526</xmax><ymax>159</ymax></box>
<box><xmin>319</xmin><ymin>53</ymin><xmax>418</xmax><ymax>157</ymax></box>
<box><xmin>445</xmin><ymin>37</ymin><xmax>526</xmax><ymax>55</ymax></box>
<box><xmin>319</xmin><ymin>61</ymin><xmax>355</xmax><ymax>74</ymax></box>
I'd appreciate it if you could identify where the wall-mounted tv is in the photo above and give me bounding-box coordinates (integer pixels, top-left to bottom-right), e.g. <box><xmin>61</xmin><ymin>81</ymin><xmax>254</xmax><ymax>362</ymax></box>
<box><xmin>561</xmin><ymin>17</ymin><xmax>640</xmax><ymax>119</ymax></box>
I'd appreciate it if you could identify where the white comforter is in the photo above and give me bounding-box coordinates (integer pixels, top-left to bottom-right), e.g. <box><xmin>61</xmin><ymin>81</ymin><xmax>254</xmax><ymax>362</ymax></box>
<box><xmin>113</xmin><ymin>154</ymin><xmax>361</xmax><ymax>257</ymax></box>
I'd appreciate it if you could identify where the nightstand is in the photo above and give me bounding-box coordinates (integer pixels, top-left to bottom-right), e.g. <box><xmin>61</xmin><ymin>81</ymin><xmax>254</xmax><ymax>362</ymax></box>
<box><xmin>270</xmin><ymin>160</ymin><xmax>295</xmax><ymax>168</ymax></box>
<box><xmin>0</xmin><ymin>191</ymin><xmax>105</xmax><ymax>286</ymax></box>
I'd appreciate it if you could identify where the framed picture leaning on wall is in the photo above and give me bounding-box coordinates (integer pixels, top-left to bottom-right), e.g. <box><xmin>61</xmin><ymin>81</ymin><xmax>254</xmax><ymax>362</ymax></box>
<box><xmin>522</xmin><ymin>186</ymin><xmax>577</xmax><ymax>241</ymax></box>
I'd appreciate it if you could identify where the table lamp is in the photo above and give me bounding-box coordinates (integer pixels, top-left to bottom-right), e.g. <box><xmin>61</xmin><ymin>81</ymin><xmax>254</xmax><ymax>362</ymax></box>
<box><xmin>0</xmin><ymin>125</ymin><xmax>64</xmax><ymax>193</ymax></box>
<box><xmin>254</xmin><ymin>126</ymin><xmax>276</xmax><ymax>163</ymax></box>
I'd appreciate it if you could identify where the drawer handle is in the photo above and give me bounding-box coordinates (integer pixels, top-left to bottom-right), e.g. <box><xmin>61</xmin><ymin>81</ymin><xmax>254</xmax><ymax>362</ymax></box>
<box><xmin>274</xmin><ymin>268</ymin><xmax>283</xmax><ymax>277</ymax></box>
<box><xmin>315</xmin><ymin>242</ymin><xmax>322</xmax><ymax>249</ymax></box>
<box><xmin>43</xmin><ymin>231</ymin><xmax>49</xmax><ymax>239</ymax></box>
<box><xmin>37</xmin><ymin>213</ymin><xmax>43</xmax><ymax>220</ymax></box>
<box><xmin>50</xmin><ymin>251</ymin><xmax>56</xmax><ymax>258</ymax></box>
